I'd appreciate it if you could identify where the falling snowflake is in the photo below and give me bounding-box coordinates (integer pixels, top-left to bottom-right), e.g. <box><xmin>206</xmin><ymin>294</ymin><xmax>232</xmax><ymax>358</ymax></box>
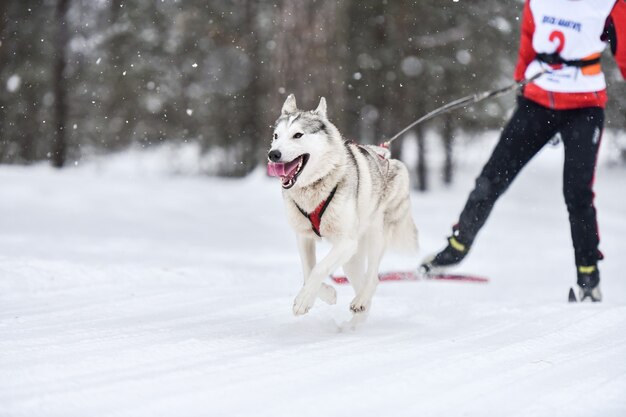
<box><xmin>6</xmin><ymin>74</ymin><xmax>21</xmax><ymax>93</ymax></box>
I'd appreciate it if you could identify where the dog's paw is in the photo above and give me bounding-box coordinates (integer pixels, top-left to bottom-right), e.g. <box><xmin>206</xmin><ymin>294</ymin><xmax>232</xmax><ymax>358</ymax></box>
<box><xmin>318</xmin><ymin>283</ymin><xmax>337</xmax><ymax>305</ymax></box>
<box><xmin>293</xmin><ymin>287</ymin><xmax>316</xmax><ymax>316</ymax></box>
<box><xmin>349</xmin><ymin>295</ymin><xmax>372</xmax><ymax>314</ymax></box>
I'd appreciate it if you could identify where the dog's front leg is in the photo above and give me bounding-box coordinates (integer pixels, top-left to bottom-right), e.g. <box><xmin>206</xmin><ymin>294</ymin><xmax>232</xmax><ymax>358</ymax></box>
<box><xmin>350</xmin><ymin>227</ymin><xmax>384</xmax><ymax>314</ymax></box>
<box><xmin>297</xmin><ymin>235</ymin><xmax>336</xmax><ymax>306</ymax></box>
<box><xmin>297</xmin><ymin>234</ymin><xmax>316</xmax><ymax>280</ymax></box>
<box><xmin>293</xmin><ymin>239</ymin><xmax>357</xmax><ymax>316</ymax></box>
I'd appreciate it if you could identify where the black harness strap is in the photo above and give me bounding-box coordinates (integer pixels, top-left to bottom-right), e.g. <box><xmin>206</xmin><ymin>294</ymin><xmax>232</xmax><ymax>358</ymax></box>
<box><xmin>535</xmin><ymin>52</ymin><xmax>601</xmax><ymax>68</ymax></box>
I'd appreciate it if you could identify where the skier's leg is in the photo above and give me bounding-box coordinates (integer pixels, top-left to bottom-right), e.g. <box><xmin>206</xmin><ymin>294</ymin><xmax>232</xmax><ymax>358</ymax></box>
<box><xmin>422</xmin><ymin>98</ymin><xmax>559</xmax><ymax>272</ymax></box>
<box><xmin>456</xmin><ymin>98</ymin><xmax>559</xmax><ymax>246</ymax></box>
<box><xmin>560</xmin><ymin>107</ymin><xmax>604</xmax><ymax>301</ymax></box>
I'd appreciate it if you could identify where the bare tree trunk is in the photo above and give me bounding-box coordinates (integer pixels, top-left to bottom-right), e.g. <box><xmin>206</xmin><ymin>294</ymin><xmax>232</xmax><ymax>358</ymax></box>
<box><xmin>416</xmin><ymin>126</ymin><xmax>428</xmax><ymax>192</ymax></box>
<box><xmin>236</xmin><ymin>0</ymin><xmax>262</xmax><ymax>176</ymax></box>
<box><xmin>0</xmin><ymin>1</ymin><xmax>12</xmax><ymax>161</ymax></box>
<box><xmin>52</xmin><ymin>0</ymin><xmax>70</xmax><ymax>168</ymax></box>
<box><xmin>442</xmin><ymin>113</ymin><xmax>454</xmax><ymax>185</ymax></box>
<box><xmin>390</xmin><ymin>136</ymin><xmax>403</xmax><ymax>161</ymax></box>
<box><xmin>19</xmin><ymin>88</ymin><xmax>38</xmax><ymax>162</ymax></box>
<box><xmin>270</xmin><ymin>1</ymin><xmax>346</xmax><ymax>128</ymax></box>
<box><xmin>105</xmin><ymin>0</ymin><xmax>129</xmax><ymax>147</ymax></box>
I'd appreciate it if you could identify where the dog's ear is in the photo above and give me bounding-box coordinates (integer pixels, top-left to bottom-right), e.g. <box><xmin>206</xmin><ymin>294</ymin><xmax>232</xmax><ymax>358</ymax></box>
<box><xmin>281</xmin><ymin>94</ymin><xmax>297</xmax><ymax>115</ymax></box>
<box><xmin>315</xmin><ymin>97</ymin><xmax>327</xmax><ymax>118</ymax></box>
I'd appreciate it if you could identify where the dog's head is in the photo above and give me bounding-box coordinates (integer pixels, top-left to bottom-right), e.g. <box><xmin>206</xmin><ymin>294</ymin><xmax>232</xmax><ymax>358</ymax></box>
<box><xmin>267</xmin><ymin>94</ymin><xmax>343</xmax><ymax>189</ymax></box>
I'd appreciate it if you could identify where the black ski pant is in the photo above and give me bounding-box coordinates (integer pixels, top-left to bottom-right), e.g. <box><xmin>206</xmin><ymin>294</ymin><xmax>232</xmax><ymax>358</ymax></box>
<box><xmin>456</xmin><ymin>96</ymin><xmax>604</xmax><ymax>267</ymax></box>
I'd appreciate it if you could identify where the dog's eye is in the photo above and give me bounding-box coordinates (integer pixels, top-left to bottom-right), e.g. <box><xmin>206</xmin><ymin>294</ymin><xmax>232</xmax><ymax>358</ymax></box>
<box><xmin>272</xmin><ymin>133</ymin><xmax>278</xmax><ymax>140</ymax></box>
<box><xmin>293</xmin><ymin>132</ymin><xmax>303</xmax><ymax>139</ymax></box>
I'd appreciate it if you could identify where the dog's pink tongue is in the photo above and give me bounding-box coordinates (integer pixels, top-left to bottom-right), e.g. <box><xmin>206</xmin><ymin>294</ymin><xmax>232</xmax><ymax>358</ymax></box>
<box><xmin>267</xmin><ymin>158</ymin><xmax>300</xmax><ymax>178</ymax></box>
<box><xmin>267</xmin><ymin>162</ymin><xmax>285</xmax><ymax>177</ymax></box>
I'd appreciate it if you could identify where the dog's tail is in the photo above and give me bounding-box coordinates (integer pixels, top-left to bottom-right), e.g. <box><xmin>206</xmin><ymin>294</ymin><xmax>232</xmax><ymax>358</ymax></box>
<box><xmin>385</xmin><ymin>161</ymin><xmax>419</xmax><ymax>253</ymax></box>
<box><xmin>387</xmin><ymin>206</ymin><xmax>419</xmax><ymax>253</ymax></box>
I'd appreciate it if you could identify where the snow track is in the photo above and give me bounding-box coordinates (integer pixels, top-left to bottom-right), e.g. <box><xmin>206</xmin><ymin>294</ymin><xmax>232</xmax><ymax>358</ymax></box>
<box><xmin>1</xmin><ymin>147</ymin><xmax>625</xmax><ymax>417</ymax></box>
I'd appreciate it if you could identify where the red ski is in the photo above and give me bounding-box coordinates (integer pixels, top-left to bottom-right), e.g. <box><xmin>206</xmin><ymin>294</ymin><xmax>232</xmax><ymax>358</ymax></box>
<box><xmin>330</xmin><ymin>270</ymin><xmax>488</xmax><ymax>284</ymax></box>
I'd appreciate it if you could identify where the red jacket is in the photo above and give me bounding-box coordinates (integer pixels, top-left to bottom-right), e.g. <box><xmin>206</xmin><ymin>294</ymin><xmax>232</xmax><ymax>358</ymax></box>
<box><xmin>514</xmin><ymin>0</ymin><xmax>626</xmax><ymax>110</ymax></box>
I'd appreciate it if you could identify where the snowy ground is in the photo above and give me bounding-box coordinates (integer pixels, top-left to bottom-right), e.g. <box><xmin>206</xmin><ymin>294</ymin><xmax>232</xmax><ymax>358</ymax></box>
<box><xmin>1</xmin><ymin>140</ymin><xmax>626</xmax><ymax>417</ymax></box>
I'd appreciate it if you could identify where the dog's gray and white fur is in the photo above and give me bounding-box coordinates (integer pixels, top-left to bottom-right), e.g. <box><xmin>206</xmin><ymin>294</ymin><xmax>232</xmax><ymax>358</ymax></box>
<box><xmin>269</xmin><ymin>94</ymin><xmax>418</xmax><ymax>321</ymax></box>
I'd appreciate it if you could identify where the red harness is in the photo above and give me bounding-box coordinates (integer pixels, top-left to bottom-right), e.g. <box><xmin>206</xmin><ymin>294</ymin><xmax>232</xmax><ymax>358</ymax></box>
<box><xmin>295</xmin><ymin>185</ymin><xmax>338</xmax><ymax>237</ymax></box>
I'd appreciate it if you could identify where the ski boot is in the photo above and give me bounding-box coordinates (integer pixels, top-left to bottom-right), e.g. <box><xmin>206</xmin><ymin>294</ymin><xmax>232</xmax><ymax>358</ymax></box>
<box><xmin>576</xmin><ymin>265</ymin><xmax>602</xmax><ymax>302</ymax></box>
<box><xmin>420</xmin><ymin>235</ymin><xmax>469</xmax><ymax>275</ymax></box>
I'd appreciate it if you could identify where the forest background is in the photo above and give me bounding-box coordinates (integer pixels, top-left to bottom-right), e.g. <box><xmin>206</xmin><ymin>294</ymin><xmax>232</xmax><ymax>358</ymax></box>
<box><xmin>1</xmin><ymin>0</ymin><xmax>625</xmax><ymax>189</ymax></box>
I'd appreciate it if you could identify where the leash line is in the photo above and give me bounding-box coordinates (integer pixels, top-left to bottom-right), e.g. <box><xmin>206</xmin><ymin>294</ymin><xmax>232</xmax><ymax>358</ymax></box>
<box><xmin>382</xmin><ymin>70</ymin><xmax>548</xmax><ymax>147</ymax></box>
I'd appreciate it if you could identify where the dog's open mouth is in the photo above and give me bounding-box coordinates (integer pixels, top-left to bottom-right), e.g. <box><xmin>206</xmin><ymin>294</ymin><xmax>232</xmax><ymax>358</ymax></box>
<box><xmin>267</xmin><ymin>154</ymin><xmax>309</xmax><ymax>189</ymax></box>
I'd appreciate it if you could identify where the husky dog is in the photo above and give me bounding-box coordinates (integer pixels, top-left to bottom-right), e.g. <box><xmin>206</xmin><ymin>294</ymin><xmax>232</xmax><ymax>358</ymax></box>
<box><xmin>267</xmin><ymin>94</ymin><xmax>418</xmax><ymax>320</ymax></box>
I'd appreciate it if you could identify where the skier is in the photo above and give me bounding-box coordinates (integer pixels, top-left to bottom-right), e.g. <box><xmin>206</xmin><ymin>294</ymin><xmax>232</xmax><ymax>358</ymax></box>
<box><xmin>421</xmin><ymin>0</ymin><xmax>626</xmax><ymax>302</ymax></box>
